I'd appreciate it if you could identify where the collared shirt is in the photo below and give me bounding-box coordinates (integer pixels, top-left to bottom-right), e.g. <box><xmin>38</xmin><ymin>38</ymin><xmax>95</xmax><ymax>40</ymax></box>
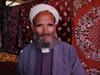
<box><xmin>36</xmin><ymin>49</ymin><xmax>53</xmax><ymax>75</ymax></box>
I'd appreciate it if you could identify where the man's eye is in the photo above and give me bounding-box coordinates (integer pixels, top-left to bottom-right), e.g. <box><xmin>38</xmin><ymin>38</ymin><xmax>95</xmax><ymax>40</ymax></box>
<box><xmin>48</xmin><ymin>24</ymin><xmax>53</xmax><ymax>26</ymax></box>
<box><xmin>36</xmin><ymin>24</ymin><xmax>42</xmax><ymax>27</ymax></box>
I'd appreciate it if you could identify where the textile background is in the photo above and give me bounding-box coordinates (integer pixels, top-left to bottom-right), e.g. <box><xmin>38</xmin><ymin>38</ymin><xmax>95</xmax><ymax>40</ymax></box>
<box><xmin>72</xmin><ymin>0</ymin><xmax>100</xmax><ymax>74</ymax></box>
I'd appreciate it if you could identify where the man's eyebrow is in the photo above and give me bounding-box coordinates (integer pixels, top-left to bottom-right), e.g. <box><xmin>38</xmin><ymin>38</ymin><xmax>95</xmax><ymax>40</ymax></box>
<box><xmin>48</xmin><ymin>23</ymin><xmax>53</xmax><ymax>25</ymax></box>
<box><xmin>35</xmin><ymin>24</ymin><xmax>42</xmax><ymax>26</ymax></box>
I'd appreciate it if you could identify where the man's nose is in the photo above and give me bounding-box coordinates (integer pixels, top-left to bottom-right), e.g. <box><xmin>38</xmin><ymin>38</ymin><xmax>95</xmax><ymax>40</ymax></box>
<box><xmin>43</xmin><ymin>26</ymin><xmax>48</xmax><ymax>34</ymax></box>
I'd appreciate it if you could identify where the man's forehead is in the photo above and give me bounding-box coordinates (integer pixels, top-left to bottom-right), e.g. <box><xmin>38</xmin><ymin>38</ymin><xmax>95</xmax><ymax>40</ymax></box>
<box><xmin>34</xmin><ymin>11</ymin><xmax>54</xmax><ymax>18</ymax></box>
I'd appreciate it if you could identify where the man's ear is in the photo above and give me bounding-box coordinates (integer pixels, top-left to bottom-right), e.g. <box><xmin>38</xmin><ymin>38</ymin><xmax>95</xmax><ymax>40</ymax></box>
<box><xmin>31</xmin><ymin>24</ymin><xmax>35</xmax><ymax>33</ymax></box>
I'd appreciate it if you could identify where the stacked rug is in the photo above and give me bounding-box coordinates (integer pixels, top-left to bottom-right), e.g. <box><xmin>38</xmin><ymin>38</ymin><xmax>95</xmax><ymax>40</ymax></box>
<box><xmin>0</xmin><ymin>52</ymin><xmax>18</xmax><ymax>75</ymax></box>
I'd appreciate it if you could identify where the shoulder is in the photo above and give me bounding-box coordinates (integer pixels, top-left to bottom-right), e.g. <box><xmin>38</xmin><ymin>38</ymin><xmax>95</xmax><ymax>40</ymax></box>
<box><xmin>18</xmin><ymin>42</ymin><xmax>37</xmax><ymax>61</ymax></box>
<box><xmin>19</xmin><ymin>42</ymin><xmax>36</xmax><ymax>55</ymax></box>
<box><xmin>56</xmin><ymin>40</ymin><xmax>77</xmax><ymax>56</ymax></box>
<box><xmin>57</xmin><ymin>40</ymin><xmax>75</xmax><ymax>50</ymax></box>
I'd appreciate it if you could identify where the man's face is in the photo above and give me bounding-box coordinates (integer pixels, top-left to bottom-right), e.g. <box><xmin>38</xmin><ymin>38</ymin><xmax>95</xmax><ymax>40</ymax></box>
<box><xmin>32</xmin><ymin>11</ymin><xmax>57</xmax><ymax>49</ymax></box>
<box><xmin>33</xmin><ymin>11</ymin><xmax>56</xmax><ymax>40</ymax></box>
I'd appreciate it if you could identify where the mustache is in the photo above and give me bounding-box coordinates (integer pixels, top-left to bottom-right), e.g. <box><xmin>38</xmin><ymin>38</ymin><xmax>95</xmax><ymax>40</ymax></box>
<box><xmin>39</xmin><ymin>33</ymin><xmax>51</xmax><ymax>37</ymax></box>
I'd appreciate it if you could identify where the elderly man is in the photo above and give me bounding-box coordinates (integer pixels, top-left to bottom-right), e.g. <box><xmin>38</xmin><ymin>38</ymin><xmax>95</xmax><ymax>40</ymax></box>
<box><xmin>16</xmin><ymin>4</ymin><xmax>86</xmax><ymax>75</ymax></box>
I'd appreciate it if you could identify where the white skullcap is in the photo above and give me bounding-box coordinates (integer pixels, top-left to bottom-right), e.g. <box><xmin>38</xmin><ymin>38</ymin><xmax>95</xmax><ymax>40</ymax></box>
<box><xmin>29</xmin><ymin>4</ymin><xmax>59</xmax><ymax>25</ymax></box>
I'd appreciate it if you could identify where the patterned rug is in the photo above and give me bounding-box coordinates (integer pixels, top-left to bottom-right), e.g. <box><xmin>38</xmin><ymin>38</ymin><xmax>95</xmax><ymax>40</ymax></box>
<box><xmin>72</xmin><ymin>0</ymin><xmax>100</xmax><ymax>74</ymax></box>
<box><xmin>0</xmin><ymin>52</ymin><xmax>18</xmax><ymax>75</ymax></box>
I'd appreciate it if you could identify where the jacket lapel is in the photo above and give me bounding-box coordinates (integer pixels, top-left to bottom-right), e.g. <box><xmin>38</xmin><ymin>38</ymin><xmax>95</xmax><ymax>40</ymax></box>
<box><xmin>28</xmin><ymin>43</ymin><xmax>37</xmax><ymax>75</ymax></box>
<box><xmin>53</xmin><ymin>41</ymin><xmax>69</xmax><ymax>75</ymax></box>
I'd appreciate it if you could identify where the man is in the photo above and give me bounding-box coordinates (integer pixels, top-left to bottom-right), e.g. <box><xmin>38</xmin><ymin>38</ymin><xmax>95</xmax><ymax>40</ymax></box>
<box><xmin>16</xmin><ymin>4</ymin><xmax>86</xmax><ymax>75</ymax></box>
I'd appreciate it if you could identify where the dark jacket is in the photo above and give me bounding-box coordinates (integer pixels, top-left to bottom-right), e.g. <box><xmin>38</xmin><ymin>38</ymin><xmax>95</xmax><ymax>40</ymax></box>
<box><xmin>16</xmin><ymin>41</ymin><xmax>86</xmax><ymax>75</ymax></box>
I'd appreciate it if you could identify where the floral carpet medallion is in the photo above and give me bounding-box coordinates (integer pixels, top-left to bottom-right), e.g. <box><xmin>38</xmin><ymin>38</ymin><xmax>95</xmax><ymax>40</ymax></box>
<box><xmin>74</xmin><ymin>6</ymin><xmax>100</xmax><ymax>62</ymax></box>
<box><xmin>72</xmin><ymin>0</ymin><xmax>100</xmax><ymax>75</ymax></box>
